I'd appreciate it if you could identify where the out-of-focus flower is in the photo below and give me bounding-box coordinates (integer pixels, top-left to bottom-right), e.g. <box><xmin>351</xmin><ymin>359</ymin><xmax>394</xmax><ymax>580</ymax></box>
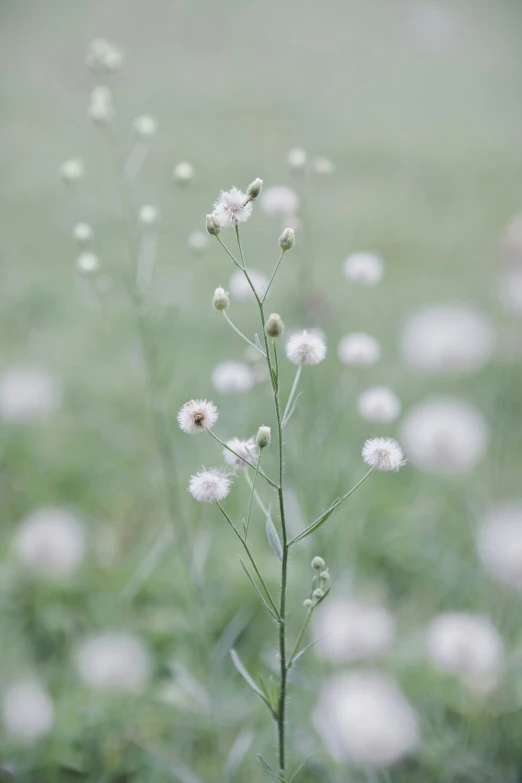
<box><xmin>2</xmin><ymin>679</ymin><xmax>54</xmax><ymax>742</ymax></box>
<box><xmin>14</xmin><ymin>508</ymin><xmax>86</xmax><ymax>579</ymax></box>
<box><xmin>286</xmin><ymin>331</ymin><xmax>326</xmax><ymax>365</ymax></box>
<box><xmin>287</xmin><ymin>148</ymin><xmax>307</xmax><ymax>170</ymax></box>
<box><xmin>132</xmin><ymin>114</ymin><xmax>157</xmax><ymax>138</ymax></box>
<box><xmin>0</xmin><ymin>367</ymin><xmax>61</xmax><ymax>422</ymax></box>
<box><xmin>138</xmin><ymin>205</ymin><xmax>159</xmax><ymax>227</ymax></box>
<box><xmin>477</xmin><ymin>503</ymin><xmax>522</xmax><ymax>589</ymax></box>
<box><xmin>173</xmin><ymin>161</ymin><xmax>195</xmax><ymax>184</ymax></box>
<box><xmin>59</xmin><ymin>158</ymin><xmax>84</xmax><ymax>184</ymax></box>
<box><xmin>86</xmin><ymin>39</ymin><xmax>124</xmax><ymax>73</ymax></box>
<box><xmin>211</xmin><ymin>361</ymin><xmax>255</xmax><ymax>393</ymax></box>
<box><xmin>77</xmin><ymin>252</ymin><xmax>100</xmax><ymax>274</ymax></box>
<box><xmin>73</xmin><ymin>222</ymin><xmax>93</xmax><ymax>243</ymax></box>
<box><xmin>228</xmin><ymin>269</ymin><xmax>268</xmax><ymax>301</ymax></box>
<box><xmin>358</xmin><ymin>386</ymin><xmax>401</xmax><ymax>422</ymax></box>
<box><xmin>222</xmin><ymin>437</ymin><xmax>258</xmax><ymax>467</ymax></box>
<box><xmin>188</xmin><ymin>231</ymin><xmax>209</xmax><ymax>253</ymax></box>
<box><xmin>75</xmin><ymin>632</ymin><xmax>150</xmax><ymax>691</ymax></box>
<box><xmin>343</xmin><ymin>253</ymin><xmax>384</xmax><ymax>285</ymax></box>
<box><xmin>313</xmin><ymin>599</ymin><xmax>394</xmax><ymax>662</ymax></box>
<box><xmin>338</xmin><ymin>333</ymin><xmax>380</xmax><ymax>365</ymax></box>
<box><xmin>312</xmin><ymin>156</ymin><xmax>335</xmax><ymax>175</ymax></box>
<box><xmin>260</xmin><ymin>186</ymin><xmax>300</xmax><ymax>216</ymax></box>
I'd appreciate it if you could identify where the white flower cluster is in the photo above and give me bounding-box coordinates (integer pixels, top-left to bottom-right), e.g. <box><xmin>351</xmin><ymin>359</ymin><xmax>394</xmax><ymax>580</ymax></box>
<box><xmin>14</xmin><ymin>508</ymin><xmax>86</xmax><ymax>579</ymax></box>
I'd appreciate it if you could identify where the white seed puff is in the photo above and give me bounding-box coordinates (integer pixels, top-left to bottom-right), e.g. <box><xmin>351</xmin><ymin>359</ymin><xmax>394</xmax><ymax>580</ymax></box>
<box><xmin>211</xmin><ymin>361</ymin><xmax>255</xmax><ymax>393</ymax></box>
<box><xmin>260</xmin><ymin>185</ymin><xmax>300</xmax><ymax>216</ymax></box>
<box><xmin>286</xmin><ymin>331</ymin><xmax>326</xmax><ymax>365</ymax></box>
<box><xmin>213</xmin><ymin>187</ymin><xmax>253</xmax><ymax>228</ymax></box>
<box><xmin>14</xmin><ymin>508</ymin><xmax>86</xmax><ymax>579</ymax></box>
<box><xmin>362</xmin><ymin>437</ymin><xmax>406</xmax><ymax>471</ymax></box>
<box><xmin>177</xmin><ymin>399</ymin><xmax>218</xmax><ymax>434</ymax></box>
<box><xmin>228</xmin><ymin>269</ymin><xmax>268</xmax><ymax>301</ymax></box>
<box><xmin>477</xmin><ymin>503</ymin><xmax>522</xmax><ymax>589</ymax></box>
<box><xmin>343</xmin><ymin>252</ymin><xmax>384</xmax><ymax>285</ymax></box>
<box><xmin>358</xmin><ymin>386</ymin><xmax>401</xmax><ymax>423</ymax></box>
<box><xmin>189</xmin><ymin>468</ymin><xmax>232</xmax><ymax>502</ymax></box>
<box><xmin>75</xmin><ymin>632</ymin><xmax>150</xmax><ymax>691</ymax></box>
<box><xmin>338</xmin><ymin>333</ymin><xmax>380</xmax><ymax>366</ymax></box>
<box><xmin>2</xmin><ymin>679</ymin><xmax>54</xmax><ymax>742</ymax></box>
<box><xmin>313</xmin><ymin>599</ymin><xmax>395</xmax><ymax>662</ymax></box>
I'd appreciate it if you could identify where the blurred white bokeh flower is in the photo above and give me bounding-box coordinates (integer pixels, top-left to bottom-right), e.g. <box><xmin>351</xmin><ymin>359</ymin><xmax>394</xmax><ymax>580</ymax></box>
<box><xmin>343</xmin><ymin>253</ymin><xmax>384</xmax><ymax>285</ymax></box>
<box><xmin>59</xmin><ymin>158</ymin><xmax>84</xmax><ymax>184</ymax></box>
<box><xmin>285</xmin><ymin>331</ymin><xmax>326</xmax><ymax>365</ymax></box>
<box><xmin>77</xmin><ymin>252</ymin><xmax>100</xmax><ymax>274</ymax></box>
<box><xmin>75</xmin><ymin>632</ymin><xmax>150</xmax><ymax>691</ymax></box>
<box><xmin>338</xmin><ymin>333</ymin><xmax>380</xmax><ymax>365</ymax></box>
<box><xmin>477</xmin><ymin>503</ymin><xmax>522</xmax><ymax>589</ymax></box>
<box><xmin>14</xmin><ymin>508</ymin><xmax>86</xmax><ymax>579</ymax></box>
<box><xmin>260</xmin><ymin>186</ymin><xmax>300</xmax><ymax>216</ymax></box>
<box><xmin>358</xmin><ymin>386</ymin><xmax>401</xmax><ymax>422</ymax></box>
<box><xmin>2</xmin><ymin>679</ymin><xmax>54</xmax><ymax>742</ymax></box>
<box><xmin>313</xmin><ymin>599</ymin><xmax>394</xmax><ymax>662</ymax></box>
<box><xmin>0</xmin><ymin>367</ymin><xmax>61</xmax><ymax>422</ymax></box>
<box><xmin>223</xmin><ymin>437</ymin><xmax>258</xmax><ymax>468</ymax></box>
<box><xmin>188</xmin><ymin>230</ymin><xmax>209</xmax><ymax>253</ymax></box>
<box><xmin>228</xmin><ymin>269</ymin><xmax>268</xmax><ymax>301</ymax></box>
<box><xmin>211</xmin><ymin>361</ymin><xmax>255</xmax><ymax>393</ymax></box>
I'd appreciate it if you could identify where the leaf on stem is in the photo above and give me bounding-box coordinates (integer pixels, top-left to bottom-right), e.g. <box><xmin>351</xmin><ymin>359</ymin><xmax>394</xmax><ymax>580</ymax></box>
<box><xmin>290</xmin><ymin>637</ymin><xmax>321</xmax><ymax>667</ymax></box>
<box><xmin>289</xmin><ymin>498</ymin><xmax>343</xmax><ymax>545</ymax></box>
<box><xmin>288</xmin><ymin>755</ymin><xmax>317</xmax><ymax>783</ymax></box>
<box><xmin>265</xmin><ymin>512</ymin><xmax>283</xmax><ymax>561</ymax></box>
<box><xmin>258</xmin><ymin>754</ymin><xmax>285</xmax><ymax>781</ymax></box>
<box><xmin>254</xmin><ymin>333</ymin><xmax>263</xmax><ymax>353</ymax></box>
<box><xmin>238</xmin><ymin>557</ymin><xmax>279</xmax><ymax>621</ymax></box>
<box><xmin>282</xmin><ymin>392</ymin><xmax>302</xmax><ymax>428</ymax></box>
<box><xmin>230</xmin><ymin>649</ymin><xmax>277</xmax><ymax>719</ymax></box>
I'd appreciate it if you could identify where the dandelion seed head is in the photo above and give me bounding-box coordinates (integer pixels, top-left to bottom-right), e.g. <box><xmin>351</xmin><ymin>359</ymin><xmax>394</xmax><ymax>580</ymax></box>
<box><xmin>338</xmin><ymin>333</ymin><xmax>380</xmax><ymax>366</ymax></box>
<box><xmin>59</xmin><ymin>158</ymin><xmax>84</xmax><ymax>184</ymax></box>
<box><xmin>77</xmin><ymin>251</ymin><xmax>100</xmax><ymax>274</ymax></box>
<box><xmin>314</xmin><ymin>672</ymin><xmax>419</xmax><ymax>766</ymax></box>
<box><xmin>75</xmin><ymin>633</ymin><xmax>150</xmax><ymax>691</ymax></box>
<box><xmin>177</xmin><ymin>399</ymin><xmax>218</xmax><ymax>434</ymax></box>
<box><xmin>138</xmin><ymin>205</ymin><xmax>159</xmax><ymax>227</ymax></box>
<box><xmin>400</xmin><ymin>396</ymin><xmax>488</xmax><ymax>474</ymax></box>
<box><xmin>313</xmin><ymin>156</ymin><xmax>335</xmax><ymax>175</ymax></box>
<box><xmin>401</xmin><ymin>305</ymin><xmax>494</xmax><ymax>374</ymax></box>
<box><xmin>188</xmin><ymin>231</ymin><xmax>209</xmax><ymax>253</ymax></box>
<box><xmin>173</xmin><ymin>161</ymin><xmax>195</xmax><ymax>184</ymax></box>
<box><xmin>223</xmin><ymin>437</ymin><xmax>258</xmax><ymax>468</ymax></box>
<box><xmin>133</xmin><ymin>114</ymin><xmax>157</xmax><ymax>138</ymax></box>
<box><xmin>343</xmin><ymin>253</ymin><xmax>384</xmax><ymax>285</ymax></box>
<box><xmin>14</xmin><ymin>508</ymin><xmax>86</xmax><ymax>579</ymax></box>
<box><xmin>314</xmin><ymin>600</ymin><xmax>395</xmax><ymax>662</ymax></box>
<box><xmin>2</xmin><ymin>679</ymin><xmax>54</xmax><ymax>742</ymax></box>
<box><xmin>362</xmin><ymin>437</ymin><xmax>405</xmax><ymax>471</ymax></box>
<box><xmin>228</xmin><ymin>269</ymin><xmax>268</xmax><ymax>301</ymax></box>
<box><xmin>288</xmin><ymin>148</ymin><xmax>307</xmax><ymax>170</ymax></box>
<box><xmin>189</xmin><ymin>468</ymin><xmax>232</xmax><ymax>502</ymax></box>
<box><xmin>211</xmin><ymin>361</ymin><xmax>255</xmax><ymax>393</ymax></box>
<box><xmin>0</xmin><ymin>367</ymin><xmax>61</xmax><ymax>422</ymax></box>
<box><xmin>212</xmin><ymin>187</ymin><xmax>253</xmax><ymax>227</ymax></box>
<box><xmin>477</xmin><ymin>503</ymin><xmax>522</xmax><ymax>589</ymax></box>
<box><xmin>260</xmin><ymin>186</ymin><xmax>300</xmax><ymax>216</ymax></box>
<box><xmin>286</xmin><ymin>330</ymin><xmax>326</xmax><ymax>365</ymax></box>
<box><xmin>358</xmin><ymin>387</ymin><xmax>401</xmax><ymax>423</ymax></box>
<box><xmin>73</xmin><ymin>222</ymin><xmax>93</xmax><ymax>243</ymax></box>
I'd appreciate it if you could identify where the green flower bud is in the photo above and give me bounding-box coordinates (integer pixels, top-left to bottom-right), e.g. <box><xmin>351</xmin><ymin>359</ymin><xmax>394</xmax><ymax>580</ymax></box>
<box><xmin>279</xmin><ymin>228</ymin><xmax>295</xmax><ymax>251</ymax></box>
<box><xmin>247</xmin><ymin>177</ymin><xmax>263</xmax><ymax>200</ymax></box>
<box><xmin>265</xmin><ymin>313</ymin><xmax>284</xmax><ymax>339</ymax></box>
<box><xmin>212</xmin><ymin>287</ymin><xmax>229</xmax><ymax>311</ymax></box>
<box><xmin>256</xmin><ymin>426</ymin><xmax>271</xmax><ymax>450</ymax></box>
<box><xmin>206</xmin><ymin>214</ymin><xmax>221</xmax><ymax>236</ymax></box>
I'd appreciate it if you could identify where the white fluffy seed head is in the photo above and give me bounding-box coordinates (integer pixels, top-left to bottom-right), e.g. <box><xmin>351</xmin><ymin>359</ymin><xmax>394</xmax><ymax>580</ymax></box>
<box><xmin>311</xmin><ymin>556</ymin><xmax>326</xmax><ymax>570</ymax></box>
<box><xmin>0</xmin><ymin>367</ymin><xmax>61</xmax><ymax>422</ymax></box>
<box><xmin>228</xmin><ymin>269</ymin><xmax>268</xmax><ymax>301</ymax></box>
<box><xmin>358</xmin><ymin>387</ymin><xmax>401</xmax><ymax>423</ymax></box>
<box><xmin>286</xmin><ymin>330</ymin><xmax>326</xmax><ymax>365</ymax></box>
<box><xmin>313</xmin><ymin>156</ymin><xmax>335</xmax><ymax>175</ymax></box>
<box><xmin>343</xmin><ymin>252</ymin><xmax>384</xmax><ymax>285</ymax></box>
<box><xmin>362</xmin><ymin>437</ymin><xmax>406</xmax><ymax>471</ymax></box>
<box><xmin>188</xmin><ymin>230</ymin><xmax>209</xmax><ymax>253</ymax></box>
<box><xmin>211</xmin><ymin>361</ymin><xmax>255</xmax><ymax>393</ymax></box>
<box><xmin>2</xmin><ymin>679</ymin><xmax>54</xmax><ymax>742</ymax></box>
<box><xmin>14</xmin><ymin>508</ymin><xmax>86</xmax><ymax>579</ymax></box>
<box><xmin>77</xmin><ymin>252</ymin><xmax>100</xmax><ymax>274</ymax></box>
<box><xmin>260</xmin><ymin>185</ymin><xmax>300</xmax><ymax>216</ymax></box>
<box><xmin>477</xmin><ymin>503</ymin><xmax>522</xmax><ymax>589</ymax></box>
<box><xmin>59</xmin><ymin>158</ymin><xmax>84</xmax><ymax>184</ymax></box>
<box><xmin>314</xmin><ymin>672</ymin><xmax>419</xmax><ymax>766</ymax></box>
<box><xmin>288</xmin><ymin>148</ymin><xmax>307</xmax><ymax>170</ymax></box>
<box><xmin>223</xmin><ymin>437</ymin><xmax>258</xmax><ymax>467</ymax></box>
<box><xmin>173</xmin><ymin>161</ymin><xmax>195</xmax><ymax>184</ymax></box>
<box><xmin>90</xmin><ymin>85</ymin><xmax>112</xmax><ymax>104</ymax></box>
<box><xmin>313</xmin><ymin>600</ymin><xmax>395</xmax><ymax>662</ymax></box>
<box><xmin>73</xmin><ymin>222</ymin><xmax>93</xmax><ymax>243</ymax></box>
<box><xmin>426</xmin><ymin>613</ymin><xmax>503</xmax><ymax>689</ymax></box>
<box><xmin>138</xmin><ymin>204</ymin><xmax>159</xmax><ymax>227</ymax></box>
<box><xmin>177</xmin><ymin>399</ymin><xmax>218</xmax><ymax>434</ymax></box>
<box><xmin>189</xmin><ymin>468</ymin><xmax>232</xmax><ymax>502</ymax></box>
<box><xmin>212</xmin><ymin>187</ymin><xmax>253</xmax><ymax>227</ymax></box>
<box><xmin>75</xmin><ymin>633</ymin><xmax>150</xmax><ymax>691</ymax></box>
<box><xmin>400</xmin><ymin>396</ymin><xmax>488</xmax><ymax>475</ymax></box>
<box><xmin>132</xmin><ymin>114</ymin><xmax>157</xmax><ymax>138</ymax></box>
<box><xmin>401</xmin><ymin>305</ymin><xmax>494</xmax><ymax>375</ymax></box>
<box><xmin>338</xmin><ymin>333</ymin><xmax>380</xmax><ymax>366</ymax></box>
<box><xmin>499</xmin><ymin>267</ymin><xmax>522</xmax><ymax>316</ymax></box>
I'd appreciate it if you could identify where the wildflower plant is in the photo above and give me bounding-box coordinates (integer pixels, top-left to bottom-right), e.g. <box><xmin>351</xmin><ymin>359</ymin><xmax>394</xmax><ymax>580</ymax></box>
<box><xmin>177</xmin><ymin>180</ymin><xmax>407</xmax><ymax>780</ymax></box>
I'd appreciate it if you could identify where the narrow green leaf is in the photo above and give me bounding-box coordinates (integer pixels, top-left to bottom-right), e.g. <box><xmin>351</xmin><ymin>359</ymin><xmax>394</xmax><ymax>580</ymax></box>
<box><xmin>238</xmin><ymin>557</ymin><xmax>279</xmax><ymax>621</ymax></box>
<box><xmin>289</xmin><ymin>498</ymin><xmax>342</xmax><ymax>545</ymax></box>
<box><xmin>266</xmin><ymin>514</ymin><xmax>283</xmax><ymax>561</ymax></box>
<box><xmin>288</xmin><ymin>755</ymin><xmax>316</xmax><ymax>783</ymax></box>
<box><xmin>282</xmin><ymin>392</ymin><xmax>302</xmax><ymax>427</ymax></box>
<box><xmin>258</xmin><ymin>754</ymin><xmax>285</xmax><ymax>781</ymax></box>
<box><xmin>230</xmin><ymin>649</ymin><xmax>277</xmax><ymax>719</ymax></box>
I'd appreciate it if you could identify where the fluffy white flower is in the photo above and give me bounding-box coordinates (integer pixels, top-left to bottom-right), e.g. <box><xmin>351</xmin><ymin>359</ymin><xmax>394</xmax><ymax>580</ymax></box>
<box><xmin>211</xmin><ymin>361</ymin><xmax>255</xmax><ymax>393</ymax></box>
<box><xmin>213</xmin><ymin>187</ymin><xmax>253</xmax><ymax>228</ymax></box>
<box><xmin>0</xmin><ymin>367</ymin><xmax>61</xmax><ymax>422</ymax></box>
<box><xmin>426</xmin><ymin>613</ymin><xmax>503</xmax><ymax>689</ymax></box>
<box><xmin>132</xmin><ymin>114</ymin><xmax>157</xmax><ymax>138</ymax></box>
<box><xmin>14</xmin><ymin>508</ymin><xmax>86</xmax><ymax>579</ymax></box>
<box><xmin>260</xmin><ymin>186</ymin><xmax>300</xmax><ymax>216</ymax></box>
<box><xmin>189</xmin><ymin>468</ymin><xmax>232</xmax><ymax>503</ymax></box>
<box><xmin>139</xmin><ymin>205</ymin><xmax>159</xmax><ymax>227</ymax></box>
<box><xmin>313</xmin><ymin>156</ymin><xmax>335</xmax><ymax>175</ymax></box>
<box><xmin>86</xmin><ymin>39</ymin><xmax>124</xmax><ymax>73</ymax></box>
<box><xmin>338</xmin><ymin>333</ymin><xmax>380</xmax><ymax>365</ymax></box>
<box><xmin>88</xmin><ymin>98</ymin><xmax>114</xmax><ymax>124</ymax></box>
<box><xmin>223</xmin><ymin>437</ymin><xmax>258</xmax><ymax>468</ymax></box>
<box><xmin>343</xmin><ymin>253</ymin><xmax>384</xmax><ymax>285</ymax></box>
<box><xmin>362</xmin><ymin>437</ymin><xmax>406</xmax><ymax>471</ymax></box>
<box><xmin>73</xmin><ymin>222</ymin><xmax>93</xmax><ymax>243</ymax></box>
<box><xmin>288</xmin><ymin>148</ymin><xmax>307</xmax><ymax>170</ymax></box>
<box><xmin>314</xmin><ymin>672</ymin><xmax>419</xmax><ymax>766</ymax></box>
<box><xmin>59</xmin><ymin>158</ymin><xmax>84</xmax><ymax>184</ymax></box>
<box><xmin>286</xmin><ymin>331</ymin><xmax>326</xmax><ymax>365</ymax></box>
<box><xmin>477</xmin><ymin>503</ymin><xmax>522</xmax><ymax>589</ymax></box>
<box><xmin>358</xmin><ymin>386</ymin><xmax>401</xmax><ymax>423</ymax></box>
<box><xmin>499</xmin><ymin>267</ymin><xmax>522</xmax><ymax>316</ymax></box>
<box><xmin>75</xmin><ymin>632</ymin><xmax>150</xmax><ymax>691</ymax></box>
<box><xmin>400</xmin><ymin>396</ymin><xmax>488</xmax><ymax>475</ymax></box>
<box><xmin>228</xmin><ymin>269</ymin><xmax>268</xmax><ymax>301</ymax></box>
<box><xmin>173</xmin><ymin>161</ymin><xmax>195</xmax><ymax>183</ymax></box>
<box><xmin>177</xmin><ymin>399</ymin><xmax>218</xmax><ymax>434</ymax></box>
<box><xmin>401</xmin><ymin>305</ymin><xmax>494</xmax><ymax>374</ymax></box>
<box><xmin>187</xmin><ymin>230</ymin><xmax>209</xmax><ymax>253</ymax></box>
<box><xmin>77</xmin><ymin>252</ymin><xmax>100</xmax><ymax>274</ymax></box>
<box><xmin>2</xmin><ymin>679</ymin><xmax>54</xmax><ymax>742</ymax></box>
<box><xmin>313</xmin><ymin>600</ymin><xmax>394</xmax><ymax>662</ymax></box>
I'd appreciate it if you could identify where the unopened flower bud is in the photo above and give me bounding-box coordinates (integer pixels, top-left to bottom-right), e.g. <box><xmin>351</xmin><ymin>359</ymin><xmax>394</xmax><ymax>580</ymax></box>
<box><xmin>133</xmin><ymin>114</ymin><xmax>157</xmax><ymax>138</ymax></box>
<box><xmin>288</xmin><ymin>147</ymin><xmax>307</xmax><ymax>170</ymax></box>
<box><xmin>265</xmin><ymin>313</ymin><xmax>284</xmax><ymax>339</ymax></box>
<box><xmin>256</xmin><ymin>426</ymin><xmax>271</xmax><ymax>450</ymax></box>
<box><xmin>77</xmin><ymin>252</ymin><xmax>100</xmax><ymax>274</ymax></box>
<box><xmin>139</xmin><ymin>205</ymin><xmax>159</xmax><ymax>227</ymax></box>
<box><xmin>212</xmin><ymin>287</ymin><xmax>229</xmax><ymax>311</ymax></box>
<box><xmin>173</xmin><ymin>161</ymin><xmax>194</xmax><ymax>184</ymax></box>
<box><xmin>59</xmin><ymin>159</ymin><xmax>84</xmax><ymax>185</ymax></box>
<box><xmin>73</xmin><ymin>223</ymin><xmax>93</xmax><ymax>243</ymax></box>
<box><xmin>320</xmin><ymin>570</ymin><xmax>330</xmax><ymax>581</ymax></box>
<box><xmin>303</xmin><ymin>599</ymin><xmax>314</xmax><ymax>609</ymax></box>
<box><xmin>313</xmin><ymin>588</ymin><xmax>325</xmax><ymax>600</ymax></box>
<box><xmin>247</xmin><ymin>178</ymin><xmax>263</xmax><ymax>200</ymax></box>
<box><xmin>311</xmin><ymin>556</ymin><xmax>325</xmax><ymax>570</ymax></box>
<box><xmin>279</xmin><ymin>228</ymin><xmax>295</xmax><ymax>251</ymax></box>
<box><xmin>206</xmin><ymin>214</ymin><xmax>221</xmax><ymax>236</ymax></box>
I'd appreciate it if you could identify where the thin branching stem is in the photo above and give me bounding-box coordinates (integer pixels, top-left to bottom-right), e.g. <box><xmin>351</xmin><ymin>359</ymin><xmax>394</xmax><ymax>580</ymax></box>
<box><xmin>207</xmin><ymin>430</ymin><xmax>279</xmax><ymax>490</ymax></box>
<box><xmin>282</xmin><ymin>364</ymin><xmax>302</xmax><ymax>424</ymax></box>
<box><xmin>262</xmin><ymin>249</ymin><xmax>285</xmax><ymax>303</ymax></box>
<box><xmin>244</xmin><ymin>454</ymin><xmax>262</xmax><ymax>540</ymax></box>
<box><xmin>287</xmin><ymin>607</ymin><xmax>314</xmax><ymax>670</ymax></box>
<box><xmin>223</xmin><ymin>311</ymin><xmax>266</xmax><ymax>357</ymax></box>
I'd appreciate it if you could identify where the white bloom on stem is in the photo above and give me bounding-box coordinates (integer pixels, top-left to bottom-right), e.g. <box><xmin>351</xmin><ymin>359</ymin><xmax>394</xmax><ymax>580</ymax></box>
<box><xmin>476</xmin><ymin>503</ymin><xmax>522</xmax><ymax>589</ymax></box>
<box><xmin>338</xmin><ymin>333</ymin><xmax>380</xmax><ymax>365</ymax></box>
<box><xmin>177</xmin><ymin>399</ymin><xmax>218</xmax><ymax>434</ymax></box>
<box><xmin>2</xmin><ymin>679</ymin><xmax>54</xmax><ymax>742</ymax></box>
<box><xmin>260</xmin><ymin>186</ymin><xmax>300</xmax><ymax>216</ymax></box>
<box><xmin>59</xmin><ymin>158</ymin><xmax>84</xmax><ymax>184</ymax></box>
<box><xmin>73</xmin><ymin>222</ymin><xmax>93</xmax><ymax>243</ymax></box>
<box><xmin>212</xmin><ymin>187</ymin><xmax>253</xmax><ymax>227</ymax></box>
<box><xmin>188</xmin><ymin>230</ymin><xmax>209</xmax><ymax>253</ymax></box>
<box><xmin>75</xmin><ymin>632</ymin><xmax>150</xmax><ymax>691</ymax></box>
<box><xmin>313</xmin><ymin>599</ymin><xmax>394</xmax><ymax>662</ymax></box>
<box><xmin>77</xmin><ymin>252</ymin><xmax>100</xmax><ymax>274</ymax></box>
<box><xmin>173</xmin><ymin>161</ymin><xmax>195</xmax><ymax>184</ymax></box>
<box><xmin>223</xmin><ymin>437</ymin><xmax>258</xmax><ymax>467</ymax></box>
<box><xmin>228</xmin><ymin>269</ymin><xmax>268</xmax><ymax>301</ymax></box>
<box><xmin>14</xmin><ymin>508</ymin><xmax>85</xmax><ymax>579</ymax></box>
<box><xmin>211</xmin><ymin>361</ymin><xmax>255</xmax><ymax>393</ymax></box>
<box><xmin>138</xmin><ymin>205</ymin><xmax>159</xmax><ymax>227</ymax></box>
<box><xmin>132</xmin><ymin>114</ymin><xmax>157</xmax><ymax>138</ymax></box>
<box><xmin>400</xmin><ymin>396</ymin><xmax>488</xmax><ymax>475</ymax></box>
<box><xmin>0</xmin><ymin>367</ymin><xmax>61</xmax><ymax>422</ymax></box>
<box><xmin>401</xmin><ymin>305</ymin><xmax>494</xmax><ymax>374</ymax></box>
<box><xmin>343</xmin><ymin>253</ymin><xmax>384</xmax><ymax>285</ymax></box>
<box><xmin>426</xmin><ymin>613</ymin><xmax>503</xmax><ymax>690</ymax></box>
<box><xmin>358</xmin><ymin>386</ymin><xmax>401</xmax><ymax>423</ymax></box>
<box><xmin>286</xmin><ymin>331</ymin><xmax>326</xmax><ymax>365</ymax></box>
<box><xmin>499</xmin><ymin>267</ymin><xmax>522</xmax><ymax>316</ymax></box>
<box><xmin>189</xmin><ymin>468</ymin><xmax>232</xmax><ymax>503</ymax></box>
<box><xmin>362</xmin><ymin>437</ymin><xmax>406</xmax><ymax>471</ymax></box>
<box><xmin>314</xmin><ymin>672</ymin><xmax>419</xmax><ymax>766</ymax></box>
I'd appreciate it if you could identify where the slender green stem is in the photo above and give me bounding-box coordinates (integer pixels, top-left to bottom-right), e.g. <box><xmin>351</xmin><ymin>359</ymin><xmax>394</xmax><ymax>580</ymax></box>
<box><xmin>282</xmin><ymin>364</ymin><xmax>302</xmax><ymax>424</ymax></box>
<box><xmin>223</xmin><ymin>311</ymin><xmax>266</xmax><ymax>357</ymax></box>
<box><xmin>216</xmin><ymin>502</ymin><xmax>280</xmax><ymax>619</ymax></box>
<box><xmin>244</xmin><ymin>471</ymin><xmax>271</xmax><ymax>519</ymax></box>
<box><xmin>287</xmin><ymin>608</ymin><xmax>313</xmax><ymax>669</ymax></box>
<box><xmin>207</xmin><ymin>430</ymin><xmax>278</xmax><ymax>490</ymax></box>
<box><xmin>262</xmin><ymin>249</ymin><xmax>285</xmax><ymax>303</ymax></box>
<box><xmin>216</xmin><ymin>235</ymin><xmax>243</xmax><ymax>268</ymax></box>
<box><xmin>244</xmin><ymin>454</ymin><xmax>262</xmax><ymax>539</ymax></box>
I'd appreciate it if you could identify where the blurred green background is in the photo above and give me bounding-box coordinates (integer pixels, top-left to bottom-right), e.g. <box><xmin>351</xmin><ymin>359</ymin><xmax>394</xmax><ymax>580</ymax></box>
<box><xmin>2</xmin><ymin>0</ymin><xmax>522</xmax><ymax>780</ymax></box>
